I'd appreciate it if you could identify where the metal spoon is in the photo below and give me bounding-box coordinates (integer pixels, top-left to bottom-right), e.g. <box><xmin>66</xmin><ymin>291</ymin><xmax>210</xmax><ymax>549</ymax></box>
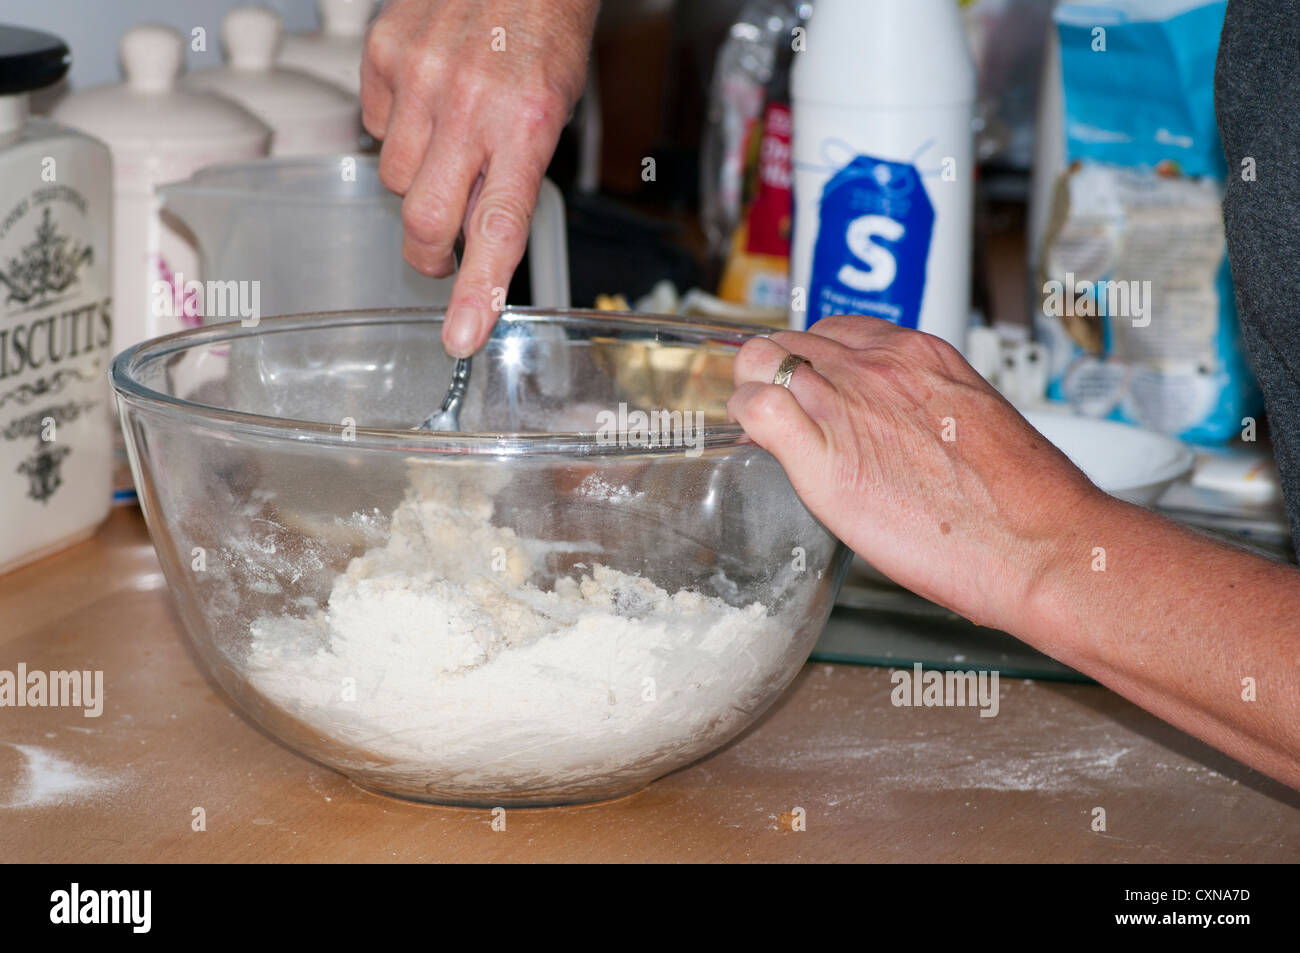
<box><xmin>416</xmin><ymin>234</ymin><xmax>471</xmax><ymax>432</ymax></box>
<box><xmin>418</xmin><ymin>355</ymin><xmax>472</xmax><ymax>431</ymax></box>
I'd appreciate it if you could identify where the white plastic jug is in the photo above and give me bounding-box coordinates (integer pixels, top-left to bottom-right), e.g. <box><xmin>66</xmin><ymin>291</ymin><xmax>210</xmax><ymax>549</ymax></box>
<box><xmin>788</xmin><ymin>0</ymin><xmax>975</xmax><ymax>352</ymax></box>
<box><xmin>158</xmin><ymin>156</ymin><xmax>570</xmax><ymax>320</ymax></box>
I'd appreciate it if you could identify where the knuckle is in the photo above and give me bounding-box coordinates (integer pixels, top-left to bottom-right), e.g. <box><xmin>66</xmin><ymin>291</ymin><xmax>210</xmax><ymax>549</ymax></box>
<box><xmin>401</xmin><ymin>48</ymin><xmax>449</xmax><ymax>93</ymax></box>
<box><xmin>455</xmin><ymin>69</ymin><xmax>495</xmax><ymax>107</ymax></box>
<box><xmin>921</xmin><ymin>331</ymin><xmax>961</xmax><ymax>364</ymax></box>
<box><xmin>515</xmin><ymin>91</ymin><xmax>568</xmax><ymax>135</ymax></box>
<box><xmin>475</xmin><ymin>198</ymin><xmax>531</xmax><ymax>248</ymax></box>
<box><xmin>812</xmin><ymin>315</ymin><xmax>849</xmax><ymax>335</ymax></box>
<box><xmin>749</xmin><ymin>385</ymin><xmax>791</xmax><ymax>423</ymax></box>
<box><xmin>860</xmin><ymin>351</ymin><xmax>912</xmax><ymax>389</ymax></box>
<box><xmin>427</xmin><ymin>258</ymin><xmax>456</xmax><ymax>279</ymax></box>
<box><xmin>818</xmin><ymin>315</ymin><xmax>871</xmax><ymax>342</ymax></box>
<box><xmin>733</xmin><ymin>338</ymin><xmax>772</xmax><ymax>378</ymax></box>
<box><xmin>401</xmin><ymin>199</ymin><xmax>456</xmax><ymax>247</ymax></box>
<box><xmin>895</xmin><ymin>329</ymin><xmax>950</xmax><ymax>366</ymax></box>
<box><xmin>403</xmin><ymin>241</ymin><xmax>453</xmax><ymax>278</ymax></box>
<box><xmin>363</xmin><ymin>20</ymin><xmax>401</xmax><ymax>76</ymax></box>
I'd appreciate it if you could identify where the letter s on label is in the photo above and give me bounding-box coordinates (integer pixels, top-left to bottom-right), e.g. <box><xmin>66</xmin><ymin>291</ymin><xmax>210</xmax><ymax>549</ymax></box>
<box><xmin>837</xmin><ymin>215</ymin><xmax>904</xmax><ymax>293</ymax></box>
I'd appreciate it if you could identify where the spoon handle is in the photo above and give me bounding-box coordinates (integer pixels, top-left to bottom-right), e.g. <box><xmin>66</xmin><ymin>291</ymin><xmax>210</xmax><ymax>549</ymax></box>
<box><xmin>440</xmin><ymin>356</ymin><xmax>472</xmax><ymax>412</ymax></box>
<box><xmin>418</xmin><ymin>356</ymin><xmax>473</xmax><ymax>431</ymax></box>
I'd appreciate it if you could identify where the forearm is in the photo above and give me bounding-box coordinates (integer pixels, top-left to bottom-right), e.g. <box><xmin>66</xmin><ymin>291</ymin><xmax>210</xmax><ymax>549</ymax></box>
<box><xmin>727</xmin><ymin>318</ymin><xmax>1300</xmax><ymax>790</ymax></box>
<box><xmin>1024</xmin><ymin>494</ymin><xmax>1300</xmax><ymax>788</ymax></box>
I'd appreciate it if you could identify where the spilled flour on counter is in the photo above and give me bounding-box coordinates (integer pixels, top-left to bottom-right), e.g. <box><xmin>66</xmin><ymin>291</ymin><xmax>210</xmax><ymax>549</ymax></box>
<box><xmin>244</xmin><ymin>468</ymin><xmax>793</xmax><ymax>798</ymax></box>
<box><xmin>0</xmin><ymin>742</ymin><xmax>120</xmax><ymax>809</ymax></box>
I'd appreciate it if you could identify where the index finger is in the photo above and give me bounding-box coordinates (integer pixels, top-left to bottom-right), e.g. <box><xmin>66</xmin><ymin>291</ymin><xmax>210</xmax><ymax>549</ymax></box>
<box><xmin>441</xmin><ymin>153</ymin><xmax>546</xmax><ymax>357</ymax></box>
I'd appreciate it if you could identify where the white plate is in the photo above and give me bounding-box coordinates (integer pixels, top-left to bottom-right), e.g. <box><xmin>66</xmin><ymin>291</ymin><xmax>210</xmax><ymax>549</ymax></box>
<box><xmin>842</xmin><ymin>409</ymin><xmax>1196</xmax><ymax>593</ymax></box>
<box><xmin>842</xmin><ymin>408</ymin><xmax>1196</xmax><ymax>595</ymax></box>
<box><xmin>1023</xmin><ymin>410</ymin><xmax>1195</xmax><ymax>505</ymax></box>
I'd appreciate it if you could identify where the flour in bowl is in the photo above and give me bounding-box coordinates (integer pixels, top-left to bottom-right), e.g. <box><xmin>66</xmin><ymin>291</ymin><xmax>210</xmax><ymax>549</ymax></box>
<box><xmin>244</xmin><ymin>468</ymin><xmax>797</xmax><ymax>801</ymax></box>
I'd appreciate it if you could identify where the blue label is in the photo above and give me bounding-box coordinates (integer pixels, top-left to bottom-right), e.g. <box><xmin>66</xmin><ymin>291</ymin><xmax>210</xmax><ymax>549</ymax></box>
<box><xmin>807</xmin><ymin>155</ymin><xmax>934</xmax><ymax>329</ymax></box>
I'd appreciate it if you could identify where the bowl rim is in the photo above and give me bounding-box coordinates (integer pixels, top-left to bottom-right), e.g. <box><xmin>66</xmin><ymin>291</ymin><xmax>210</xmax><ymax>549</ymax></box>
<box><xmin>110</xmin><ymin>307</ymin><xmax>771</xmax><ymax>456</ymax></box>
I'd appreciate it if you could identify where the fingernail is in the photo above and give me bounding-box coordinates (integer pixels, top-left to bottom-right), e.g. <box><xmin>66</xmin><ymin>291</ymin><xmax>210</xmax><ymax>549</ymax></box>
<box><xmin>443</xmin><ymin>305</ymin><xmax>478</xmax><ymax>358</ymax></box>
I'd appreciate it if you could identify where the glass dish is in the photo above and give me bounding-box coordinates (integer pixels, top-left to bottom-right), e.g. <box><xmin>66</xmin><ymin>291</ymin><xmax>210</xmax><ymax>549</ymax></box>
<box><xmin>111</xmin><ymin>309</ymin><xmax>850</xmax><ymax>806</ymax></box>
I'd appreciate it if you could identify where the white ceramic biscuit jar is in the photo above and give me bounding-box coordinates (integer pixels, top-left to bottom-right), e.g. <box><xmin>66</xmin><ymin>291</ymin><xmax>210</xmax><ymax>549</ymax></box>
<box><xmin>51</xmin><ymin>24</ymin><xmax>272</xmax><ymax>350</ymax></box>
<box><xmin>278</xmin><ymin>0</ymin><xmax>376</xmax><ymax>97</ymax></box>
<box><xmin>184</xmin><ymin>5</ymin><xmax>363</xmax><ymax>156</ymax></box>
<box><xmin>0</xmin><ymin>25</ymin><xmax>113</xmax><ymax>570</ymax></box>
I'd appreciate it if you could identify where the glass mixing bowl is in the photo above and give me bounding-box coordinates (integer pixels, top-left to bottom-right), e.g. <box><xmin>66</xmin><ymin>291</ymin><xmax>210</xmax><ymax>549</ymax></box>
<box><xmin>111</xmin><ymin>309</ymin><xmax>850</xmax><ymax>806</ymax></box>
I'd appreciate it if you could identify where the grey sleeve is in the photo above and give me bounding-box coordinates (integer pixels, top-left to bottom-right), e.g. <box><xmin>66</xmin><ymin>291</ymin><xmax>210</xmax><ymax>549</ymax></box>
<box><xmin>1216</xmin><ymin>0</ymin><xmax>1300</xmax><ymax>547</ymax></box>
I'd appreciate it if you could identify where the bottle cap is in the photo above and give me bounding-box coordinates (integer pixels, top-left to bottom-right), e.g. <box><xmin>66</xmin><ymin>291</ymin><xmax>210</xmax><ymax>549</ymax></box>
<box><xmin>0</xmin><ymin>25</ymin><xmax>70</xmax><ymax>95</ymax></box>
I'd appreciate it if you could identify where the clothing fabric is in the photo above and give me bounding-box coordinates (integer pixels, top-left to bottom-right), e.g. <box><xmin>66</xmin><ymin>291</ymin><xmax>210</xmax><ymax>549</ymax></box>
<box><xmin>1216</xmin><ymin>0</ymin><xmax>1300</xmax><ymax>545</ymax></box>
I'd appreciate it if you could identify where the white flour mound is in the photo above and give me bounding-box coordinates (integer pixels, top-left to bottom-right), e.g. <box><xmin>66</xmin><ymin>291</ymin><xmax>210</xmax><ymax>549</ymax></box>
<box><xmin>245</xmin><ymin>469</ymin><xmax>791</xmax><ymax>798</ymax></box>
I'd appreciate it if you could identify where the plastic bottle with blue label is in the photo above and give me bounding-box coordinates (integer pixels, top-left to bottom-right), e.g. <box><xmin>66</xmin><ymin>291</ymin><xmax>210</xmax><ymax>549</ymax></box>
<box><xmin>788</xmin><ymin>0</ymin><xmax>975</xmax><ymax>352</ymax></box>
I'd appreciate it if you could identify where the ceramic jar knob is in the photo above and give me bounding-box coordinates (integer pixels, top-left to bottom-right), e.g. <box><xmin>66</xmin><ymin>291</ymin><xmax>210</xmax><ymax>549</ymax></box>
<box><xmin>224</xmin><ymin>6</ymin><xmax>282</xmax><ymax>71</ymax></box>
<box><xmin>320</xmin><ymin>0</ymin><xmax>374</xmax><ymax>36</ymax></box>
<box><xmin>120</xmin><ymin>24</ymin><xmax>183</xmax><ymax>93</ymax></box>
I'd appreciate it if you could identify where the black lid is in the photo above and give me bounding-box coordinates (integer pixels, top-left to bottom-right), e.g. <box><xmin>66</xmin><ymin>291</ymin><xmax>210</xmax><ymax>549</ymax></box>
<box><xmin>0</xmin><ymin>25</ymin><xmax>70</xmax><ymax>95</ymax></box>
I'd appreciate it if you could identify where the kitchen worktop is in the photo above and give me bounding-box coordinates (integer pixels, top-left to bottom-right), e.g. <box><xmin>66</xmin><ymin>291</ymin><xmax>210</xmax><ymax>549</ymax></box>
<box><xmin>2</xmin><ymin>508</ymin><xmax>1297</xmax><ymax>863</ymax></box>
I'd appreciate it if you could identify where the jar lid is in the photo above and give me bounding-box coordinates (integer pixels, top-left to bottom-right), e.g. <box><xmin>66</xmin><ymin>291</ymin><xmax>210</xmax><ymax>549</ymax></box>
<box><xmin>50</xmin><ymin>24</ymin><xmax>270</xmax><ymax>156</ymax></box>
<box><xmin>319</xmin><ymin>0</ymin><xmax>376</xmax><ymax>37</ymax></box>
<box><xmin>184</xmin><ymin>6</ymin><xmax>359</xmax><ymax>126</ymax></box>
<box><xmin>0</xmin><ymin>25</ymin><xmax>70</xmax><ymax>94</ymax></box>
<box><xmin>278</xmin><ymin>1</ymin><xmax>373</xmax><ymax>97</ymax></box>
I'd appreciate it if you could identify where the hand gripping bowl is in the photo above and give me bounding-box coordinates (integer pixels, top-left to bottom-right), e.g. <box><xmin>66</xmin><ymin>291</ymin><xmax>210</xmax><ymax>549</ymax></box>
<box><xmin>111</xmin><ymin>310</ymin><xmax>850</xmax><ymax>806</ymax></box>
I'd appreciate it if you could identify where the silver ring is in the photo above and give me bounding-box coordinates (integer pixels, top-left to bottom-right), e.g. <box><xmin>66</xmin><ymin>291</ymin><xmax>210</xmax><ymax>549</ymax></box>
<box><xmin>773</xmin><ymin>353</ymin><xmax>812</xmax><ymax>389</ymax></box>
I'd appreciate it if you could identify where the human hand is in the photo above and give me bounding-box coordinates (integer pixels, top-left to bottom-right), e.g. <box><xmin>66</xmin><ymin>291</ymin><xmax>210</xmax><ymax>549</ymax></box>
<box><xmin>362</xmin><ymin>0</ymin><xmax>598</xmax><ymax>356</ymax></box>
<box><xmin>727</xmin><ymin>316</ymin><xmax>1111</xmax><ymax>633</ymax></box>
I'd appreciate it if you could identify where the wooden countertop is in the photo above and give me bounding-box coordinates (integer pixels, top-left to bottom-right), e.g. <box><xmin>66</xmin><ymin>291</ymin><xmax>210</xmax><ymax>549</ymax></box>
<box><xmin>2</xmin><ymin>508</ymin><xmax>1297</xmax><ymax>862</ymax></box>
